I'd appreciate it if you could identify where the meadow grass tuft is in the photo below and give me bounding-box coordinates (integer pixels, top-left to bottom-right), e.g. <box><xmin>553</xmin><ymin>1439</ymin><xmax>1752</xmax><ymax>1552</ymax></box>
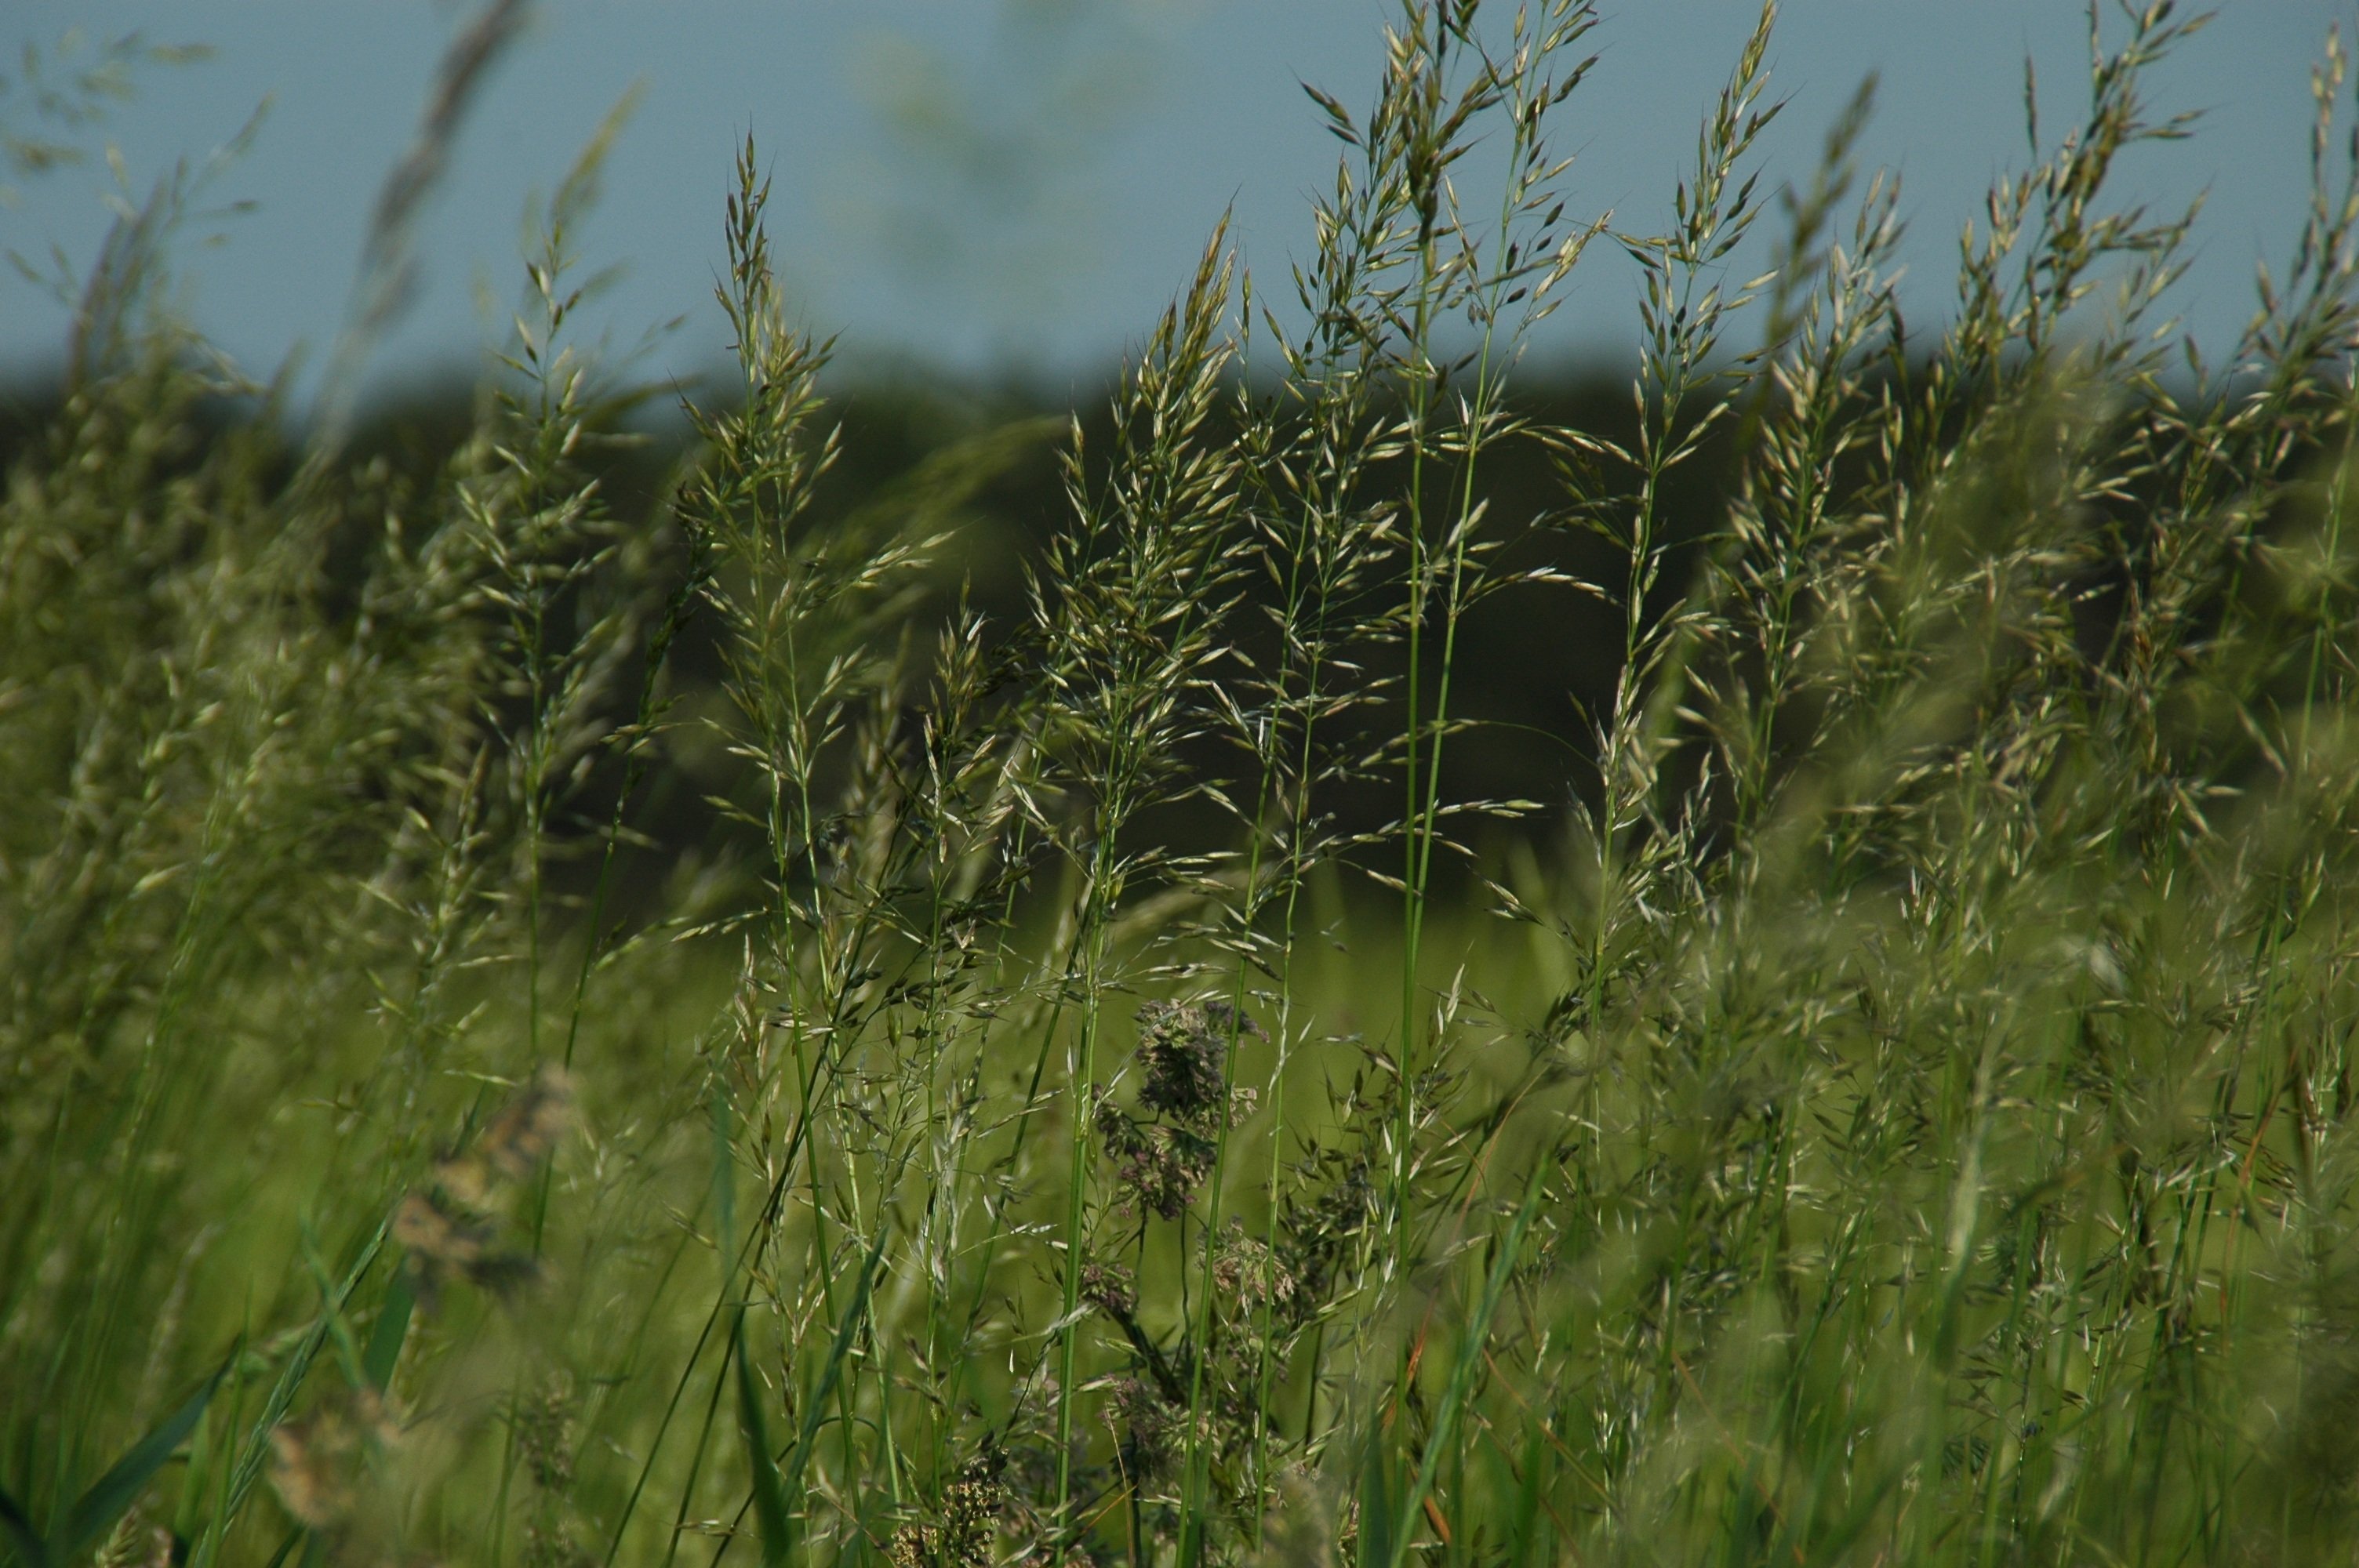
<box><xmin>9</xmin><ymin>2</ymin><xmax>2359</xmax><ymax>1565</ymax></box>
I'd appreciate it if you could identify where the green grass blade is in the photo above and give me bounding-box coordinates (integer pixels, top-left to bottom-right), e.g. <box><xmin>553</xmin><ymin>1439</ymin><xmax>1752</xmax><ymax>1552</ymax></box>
<box><xmin>1387</xmin><ymin>1163</ymin><xmax>1546</xmax><ymax>1568</ymax></box>
<box><xmin>361</xmin><ymin>1276</ymin><xmax>412</xmax><ymax>1392</ymax></box>
<box><xmin>1506</xmin><ymin>1423</ymin><xmax>1543</xmax><ymax>1568</ymax></box>
<box><xmin>260</xmin><ymin>1526</ymin><xmax>304</xmax><ymax>1568</ymax></box>
<box><xmin>732</xmin><ymin>1316</ymin><xmax>791</xmax><ymax>1568</ymax></box>
<box><xmin>53</xmin><ymin>1355</ymin><xmax>230</xmax><ymax>1565</ymax></box>
<box><xmin>191</xmin><ymin>1221</ymin><xmax>387</xmax><ymax>1568</ymax></box>
<box><xmin>721</xmin><ymin>1225</ymin><xmax>886</xmax><ymax>1568</ymax></box>
<box><xmin>0</xmin><ymin>1483</ymin><xmax>50</xmax><ymax>1568</ymax></box>
<box><xmin>783</xmin><ymin>1224</ymin><xmax>889</xmax><ymax>1504</ymax></box>
<box><xmin>1356</xmin><ymin>1421</ymin><xmax>1396</xmax><ymax>1568</ymax></box>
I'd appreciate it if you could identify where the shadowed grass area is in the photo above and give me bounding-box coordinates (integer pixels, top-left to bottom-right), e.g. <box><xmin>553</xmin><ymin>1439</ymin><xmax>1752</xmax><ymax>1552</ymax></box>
<box><xmin>9</xmin><ymin>4</ymin><xmax>2359</xmax><ymax>1566</ymax></box>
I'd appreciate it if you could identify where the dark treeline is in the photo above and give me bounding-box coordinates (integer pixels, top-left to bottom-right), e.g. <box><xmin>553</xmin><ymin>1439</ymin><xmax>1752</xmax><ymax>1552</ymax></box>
<box><xmin>0</xmin><ymin>364</ymin><xmax>1736</xmax><ymax>903</ymax></box>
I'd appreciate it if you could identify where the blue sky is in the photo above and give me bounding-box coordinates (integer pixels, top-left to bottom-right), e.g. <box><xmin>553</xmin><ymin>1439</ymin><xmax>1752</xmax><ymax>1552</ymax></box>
<box><xmin>1</xmin><ymin>1</ymin><xmax>2346</xmax><ymax>401</ymax></box>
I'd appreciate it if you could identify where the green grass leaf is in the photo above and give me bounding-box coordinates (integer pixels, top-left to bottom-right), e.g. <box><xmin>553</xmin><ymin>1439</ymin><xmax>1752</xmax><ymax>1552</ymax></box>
<box><xmin>732</xmin><ymin>1316</ymin><xmax>792</xmax><ymax>1568</ymax></box>
<box><xmin>0</xmin><ymin>1483</ymin><xmax>50</xmax><ymax>1568</ymax></box>
<box><xmin>260</xmin><ymin>1526</ymin><xmax>304</xmax><ymax>1568</ymax></box>
<box><xmin>361</xmin><ymin>1276</ymin><xmax>413</xmax><ymax>1392</ymax></box>
<box><xmin>1356</xmin><ymin>1421</ymin><xmax>1396</xmax><ymax>1568</ymax></box>
<box><xmin>52</xmin><ymin>1356</ymin><xmax>229</xmax><ymax>1566</ymax></box>
<box><xmin>1388</xmin><ymin>1163</ymin><xmax>1547</xmax><ymax>1568</ymax></box>
<box><xmin>193</xmin><ymin>1221</ymin><xmax>387</xmax><ymax>1568</ymax></box>
<box><xmin>783</xmin><ymin>1224</ymin><xmax>889</xmax><ymax>1504</ymax></box>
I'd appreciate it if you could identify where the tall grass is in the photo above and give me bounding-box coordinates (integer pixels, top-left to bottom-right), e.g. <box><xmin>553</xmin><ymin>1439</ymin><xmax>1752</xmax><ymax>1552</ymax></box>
<box><xmin>9</xmin><ymin>2</ymin><xmax>2359</xmax><ymax>1566</ymax></box>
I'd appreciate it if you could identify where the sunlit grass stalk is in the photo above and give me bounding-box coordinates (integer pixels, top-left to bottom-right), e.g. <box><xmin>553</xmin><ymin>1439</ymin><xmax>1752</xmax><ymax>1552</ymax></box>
<box><xmin>1038</xmin><ymin>232</ymin><xmax>1241</xmax><ymax>1539</ymax></box>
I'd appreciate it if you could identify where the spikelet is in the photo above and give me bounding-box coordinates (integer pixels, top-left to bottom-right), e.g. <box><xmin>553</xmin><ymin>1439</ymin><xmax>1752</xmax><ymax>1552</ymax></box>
<box><xmin>396</xmin><ymin>1065</ymin><xmax>579</xmax><ymax>1308</ymax></box>
<box><xmin>432</xmin><ymin>1065</ymin><xmax>578</xmax><ymax>1206</ymax></box>
<box><xmin>268</xmin><ymin>1388</ymin><xmax>400</xmax><ymax>1530</ymax></box>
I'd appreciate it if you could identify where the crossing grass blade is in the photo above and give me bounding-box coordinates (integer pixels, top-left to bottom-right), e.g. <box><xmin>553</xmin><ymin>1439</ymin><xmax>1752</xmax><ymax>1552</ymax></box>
<box><xmin>190</xmin><ymin>1227</ymin><xmax>386</xmax><ymax>1568</ymax></box>
<box><xmin>360</xmin><ymin>1278</ymin><xmax>412</xmax><ymax>1394</ymax></box>
<box><xmin>50</xmin><ymin>1357</ymin><xmax>231</xmax><ymax>1566</ymax></box>
<box><xmin>732</xmin><ymin>1317</ymin><xmax>791</xmax><ymax>1568</ymax></box>
<box><xmin>0</xmin><ymin>1484</ymin><xmax>48</xmax><ymax>1568</ymax></box>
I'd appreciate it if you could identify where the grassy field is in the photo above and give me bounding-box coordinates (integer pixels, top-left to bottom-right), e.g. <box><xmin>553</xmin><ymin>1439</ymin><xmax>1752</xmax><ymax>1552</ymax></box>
<box><xmin>9</xmin><ymin>2</ymin><xmax>2359</xmax><ymax>1565</ymax></box>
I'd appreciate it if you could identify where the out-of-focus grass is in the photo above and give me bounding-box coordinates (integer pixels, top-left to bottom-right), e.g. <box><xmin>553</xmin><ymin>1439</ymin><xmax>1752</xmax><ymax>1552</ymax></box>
<box><xmin>9</xmin><ymin>4</ymin><xmax>2359</xmax><ymax>1567</ymax></box>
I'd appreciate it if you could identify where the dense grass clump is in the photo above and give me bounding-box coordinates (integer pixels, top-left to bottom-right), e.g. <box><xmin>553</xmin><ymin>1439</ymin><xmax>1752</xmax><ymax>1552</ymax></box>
<box><xmin>11</xmin><ymin>2</ymin><xmax>2359</xmax><ymax>1565</ymax></box>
